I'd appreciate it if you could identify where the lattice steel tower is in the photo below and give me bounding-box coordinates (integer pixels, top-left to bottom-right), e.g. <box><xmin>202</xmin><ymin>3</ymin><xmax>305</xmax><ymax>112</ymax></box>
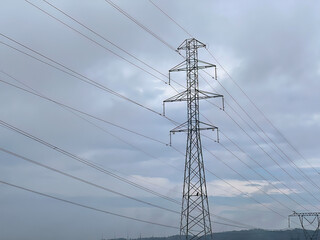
<box><xmin>164</xmin><ymin>38</ymin><xmax>223</xmax><ymax>240</ymax></box>
<box><xmin>289</xmin><ymin>212</ymin><xmax>320</xmax><ymax>240</ymax></box>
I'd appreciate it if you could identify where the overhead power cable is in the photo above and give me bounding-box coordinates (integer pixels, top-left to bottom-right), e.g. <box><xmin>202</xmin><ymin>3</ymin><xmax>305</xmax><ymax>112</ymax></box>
<box><xmin>0</xmin><ymin>119</ymin><xmax>180</xmax><ymax>205</ymax></box>
<box><xmin>214</xmin><ymin>80</ymin><xmax>320</xmax><ymax>193</ymax></box>
<box><xmin>169</xmin><ymin>140</ymin><xmax>302</xmax><ymax>224</ymax></box>
<box><xmin>0</xmin><ymin>71</ymin><xmax>183</xmax><ymax>182</ymax></box>
<box><xmin>0</xmin><ymin>179</ymin><xmax>179</xmax><ymax>229</ymax></box>
<box><xmin>195</xmin><ymin>72</ymin><xmax>320</xmax><ymax>208</ymax></box>
<box><xmin>25</xmin><ymin>0</ymin><xmax>168</xmax><ymax>85</ymax></box>
<box><xmin>0</xmin><ymin>146</ymin><xmax>255</xmax><ymax>230</ymax></box>
<box><xmin>0</xmin><ymin>70</ymin><xmax>184</xmax><ymax>192</ymax></box>
<box><xmin>0</xmin><ymin>117</ymin><xmax>259</xmax><ymax>229</ymax></box>
<box><xmin>215</xmin><ymin>139</ymin><xmax>309</xmax><ymax>211</ymax></box>
<box><xmin>31</xmin><ymin>0</ymin><xmax>316</xmax><ymax>211</ymax></box>
<box><xmin>217</xmin><ymin>131</ymin><xmax>311</xmax><ymax>210</ymax></box>
<box><xmin>0</xmin><ymin>146</ymin><xmax>179</xmax><ymax>214</ymax></box>
<box><xmin>0</xmin><ymin>33</ymin><xmax>163</xmax><ymax>117</ymax></box>
<box><xmin>3</xmin><ymin>0</ymin><xmax>308</xmax><ymax>227</ymax></box>
<box><xmin>0</xmin><ymin>72</ymin><xmax>258</xmax><ymax>229</ymax></box>
<box><xmin>26</xmin><ymin>0</ymin><xmax>188</xmax><ymax>94</ymax></box>
<box><xmin>2</xmin><ymin>63</ymin><xmax>301</xmax><ymax>217</ymax></box>
<box><xmin>207</xmin><ymin>97</ymin><xmax>320</xmax><ymax>206</ymax></box>
<box><xmin>148</xmin><ymin>0</ymin><xmax>193</xmax><ymax>38</ymax></box>
<box><xmin>40</xmin><ymin>0</ymin><xmax>170</xmax><ymax>82</ymax></box>
<box><xmin>0</xmin><ymin>84</ymin><xmax>281</xmax><ymax>229</ymax></box>
<box><xmin>205</xmin><ymin>49</ymin><xmax>320</xmax><ymax>177</ymax></box>
<box><xmin>199</xmin><ymin>99</ymin><xmax>318</xmax><ymax>209</ymax></box>
<box><xmin>0</xmin><ymin>76</ymin><xmax>167</xmax><ymax>146</ymax></box>
<box><xmin>0</xmin><ymin>76</ymin><xmax>271</xmax><ymax>228</ymax></box>
<box><xmin>201</xmin><ymin>55</ymin><xmax>320</xmax><ymax>202</ymax></box>
<box><xmin>1</xmin><ymin>19</ymin><xmax>312</xmax><ymax>215</ymax></box>
<box><xmin>146</xmin><ymin>0</ymin><xmax>320</xmax><ymax>202</ymax></box>
<box><xmin>0</xmin><ymin>179</ymin><xmax>250</xmax><ymax>230</ymax></box>
<box><xmin>28</xmin><ymin>0</ymin><xmax>223</xmax><ymax>113</ymax></box>
<box><xmin>103</xmin><ymin>0</ymin><xmax>176</xmax><ymax>52</ymax></box>
<box><xmin>202</xmin><ymin>145</ymin><xmax>295</xmax><ymax>212</ymax></box>
<box><xmin>204</xmin><ymin>167</ymin><xmax>289</xmax><ymax>220</ymax></box>
<box><xmin>147</xmin><ymin>0</ymin><xmax>320</xmax><ymax>195</ymax></box>
<box><xmin>0</xmin><ymin>0</ymin><xmax>302</xmax><ymax>231</ymax></box>
<box><xmin>201</xmin><ymin>102</ymin><xmax>320</xmax><ymax>208</ymax></box>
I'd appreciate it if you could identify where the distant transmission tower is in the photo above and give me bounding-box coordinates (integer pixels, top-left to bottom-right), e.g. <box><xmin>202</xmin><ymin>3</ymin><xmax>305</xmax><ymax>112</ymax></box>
<box><xmin>164</xmin><ymin>38</ymin><xmax>223</xmax><ymax>240</ymax></box>
<box><xmin>289</xmin><ymin>212</ymin><xmax>320</xmax><ymax>240</ymax></box>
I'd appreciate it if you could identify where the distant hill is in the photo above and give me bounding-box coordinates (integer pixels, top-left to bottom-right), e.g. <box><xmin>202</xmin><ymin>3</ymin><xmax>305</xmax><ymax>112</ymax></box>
<box><xmin>109</xmin><ymin>229</ymin><xmax>313</xmax><ymax>240</ymax></box>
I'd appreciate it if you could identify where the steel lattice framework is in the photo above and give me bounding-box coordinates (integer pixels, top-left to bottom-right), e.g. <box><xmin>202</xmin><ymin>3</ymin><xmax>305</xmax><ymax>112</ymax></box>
<box><xmin>289</xmin><ymin>212</ymin><xmax>320</xmax><ymax>240</ymax></box>
<box><xmin>164</xmin><ymin>38</ymin><xmax>223</xmax><ymax>240</ymax></box>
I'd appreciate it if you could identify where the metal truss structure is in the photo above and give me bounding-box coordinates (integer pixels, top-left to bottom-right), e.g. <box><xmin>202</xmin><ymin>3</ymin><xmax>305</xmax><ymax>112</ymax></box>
<box><xmin>164</xmin><ymin>38</ymin><xmax>223</xmax><ymax>240</ymax></box>
<box><xmin>289</xmin><ymin>212</ymin><xmax>320</xmax><ymax>240</ymax></box>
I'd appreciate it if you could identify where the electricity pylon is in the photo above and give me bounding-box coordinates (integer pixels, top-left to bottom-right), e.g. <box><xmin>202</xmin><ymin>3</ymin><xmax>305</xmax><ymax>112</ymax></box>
<box><xmin>164</xmin><ymin>38</ymin><xmax>223</xmax><ymax>240</ymax></box>
<box><xmin>289</xmin><ymin>212</ymin><xmax>320</xmax><ymax>240</ymax></box>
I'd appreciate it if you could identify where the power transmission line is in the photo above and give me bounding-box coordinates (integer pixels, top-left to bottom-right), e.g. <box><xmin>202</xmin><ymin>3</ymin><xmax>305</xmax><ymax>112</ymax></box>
<box><xmin>202</xmin><ymin>145</ymin><xmax>297</xmax><ymax>213</ymax></box>
<box><xmin>43</xmin><ymin>0</ymin><xmax>319</xmax><ymax>199</ymax></box>
<box><xmin>0</xmin><ymin>76</ymin><xmax>167</xmax><ymax>146</ymax></box>
<box><xmin>216</xmin><ymin>140</ymin><xmax>310</xmax><ymax>211</ymax></box>
<box><xmin>0</xmin><ymin>34</ymin><xmax>164</xmax><ymax>117</ymax></box>
<box><xmin>0</xmin><ymin>72</ymin><xmax>184</xmax><ymax>190</ymax></box>
<box><xmin>43</xmin><ymin>0</ymin><xmax>320</xmax><ymax>207</ymax></box>
<box><xmin>0</xmin><ymin>119</ymin><xmax>180</xmax><ymax>205</ymax></box>
<box><xmin>148</xmin><ymin>0</ymin><xmax>193</xmax><ymax>38</ymax></box>
<box><xmin>1</xmin><ymin>0</ymin><xmax>310</xmax><ymax>232</ymax></box>
<box><xmin>0</xmin><ymin>87</ymin><xmax>260</xmax><ymax>231</ymax></box>
<box><xmin>24</xmin><ymin>0</ymin><xmax>225</xmax><ymax>115</ymax></box>
<box><xmin>0</xmin><ymin>146</ymin><xmax>179</xmax><ymax>214</ymax></box>
<box><xmin>1</xmin><ymin>35</ymin><xmax>310</xmax><ymax>221</ymax></box>
<box><xmin>204</xmin><ymin>167</ymin><xmax>289</xmax><ymax>220</ymax></box>
<box><xmin>0</xmin><ymin>71</ymin><xmax>282</xmax><ymax>229</ymax></box>
<box><xmin>142</xmin><ymin>0</ymin><xmax>320</xmax><ymax>200</ymax></box>
<box><xmin>0</xmin><ymin>87</ymin><xmax>290</xmax><ymax>229</ymax></box>
<box><xmin>222</xmin><ymin>105</ymin><xmax>320</xmax><ymax>206</ymax></box>
<box><xmin>199</xmin><ymin>110</ymin><xmax>315</xmax><ymax>211</ymax></box>
<box><xmin>205</xmin><ymin>48</ymin><xmax>320</xmax><ymax>178</ymax></box>
<box><xmin>103</xmin><ymin>0</ymin><xmax>176</xmax><ymax>52</ymax></box>
<box><xmin>217</xmin><ymin>130</ymin><xmax>311</xmax><ymax>210</ymax></box>
<box><xmin>0</xmin><ymin>179</ymin><xmax>179</xmax><ymax>229</ymax></box>
<box><xmin>39</xmin><ymin>0</ymin><xmax>211</xmax><ymax>103</ymax></box>
<box><xmin>0</xmin><ymin>59</ymin><xmax>308</xmax><ymax>224</ymax></box>
<box><xmin>193</xmin><ymin>79</ymin><xmax>320</xmax><ymax>208</ymax></box>
<box><xmin>40</xmin><ymin>0</ymin><xmax>169</xmax><ymax>82</ymax></box>
<box><xmin>0</xmin><ymin>90</ymin><xmax>255</xmax><ymax>228</ymax></box>
<box><xmin>3</xmin><ymin>0</ymin><xmax>310</xmax><ymax>227</ymax></box>
<box><xmin>214</xmin><ymin>80</ymin><xmax>320</xmax><ymax>193</ymax></box>
<box><xmin>24</xmin><ymin>0</ymin><xmax>197</xmax><ymax>103</ymax></box>
<box><xmin>24</xmin><ymin>0</ymin><xmax>168</xmax><ymax>85</ymax></box>
<box><xmin>0</xmin><ymin>145</ymin><xmax>255</xmax><ymax>230</ymax></box>
<box><xmin>0</xmin><ymin>73</ymin><xmax>261</xmax><ymax>230</ymax></box>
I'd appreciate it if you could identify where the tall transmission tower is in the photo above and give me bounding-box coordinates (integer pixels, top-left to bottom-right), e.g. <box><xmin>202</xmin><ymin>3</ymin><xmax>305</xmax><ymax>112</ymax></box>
<box><xmin>289</xmin><ymin>212</ymin><xmax>320</xmax><ymax>240</ymax></box>
<box><xmin>164</xmin><ymin>38</ymin><xmax>223</xmax><ymax>240</ymax></box>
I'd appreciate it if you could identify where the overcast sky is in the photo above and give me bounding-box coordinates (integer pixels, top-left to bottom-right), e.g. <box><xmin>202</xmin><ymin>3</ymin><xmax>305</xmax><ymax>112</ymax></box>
<box><xmin>1</xmin><ymin>0</ymin><xmax>320</xmax><ymax>239</ymax></box>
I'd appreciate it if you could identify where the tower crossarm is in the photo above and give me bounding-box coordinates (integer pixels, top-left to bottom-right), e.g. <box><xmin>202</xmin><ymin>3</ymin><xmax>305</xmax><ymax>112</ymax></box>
<box><xmin>177</xmin><ymin>38</ymin><xmax>206</xmax><ymax>50</ymax></box>
<box><xmin>169</xmin><ymin>60</ymin><xmax>216</xmax><ymax>73</ymax></box>
<box><xmin>289</xmin><ymin>212</ymin><xmax>320</xmax><ymax>217</ymax></box>
<box><xmin>169</xmin><ymin>121</ymin><xmax>219</xmax><ymax>146</ymax></box>
<box><xmin>288</xmin><ymin>212</ymin><xmax>320</xmax><ymax>240</ymax></box>
<box><xmin>163</xmin><ymin>90</ymin><xmax>223</xmax><ymax>115</ymax></box>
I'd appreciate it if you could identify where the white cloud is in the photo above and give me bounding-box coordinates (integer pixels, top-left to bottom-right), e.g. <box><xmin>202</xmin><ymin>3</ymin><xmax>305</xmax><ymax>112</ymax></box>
<box><xmin>207</xmin><ymin>179</ymin><xmax>298</xmax><ymax>197</ymax></box>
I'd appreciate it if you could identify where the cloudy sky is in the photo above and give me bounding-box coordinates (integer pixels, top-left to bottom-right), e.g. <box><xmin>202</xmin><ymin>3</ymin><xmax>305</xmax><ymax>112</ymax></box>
<box><xmin>1</xmin><ymin>0</ymin><xmax>320</xmax><ymax>239</ymax></box>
